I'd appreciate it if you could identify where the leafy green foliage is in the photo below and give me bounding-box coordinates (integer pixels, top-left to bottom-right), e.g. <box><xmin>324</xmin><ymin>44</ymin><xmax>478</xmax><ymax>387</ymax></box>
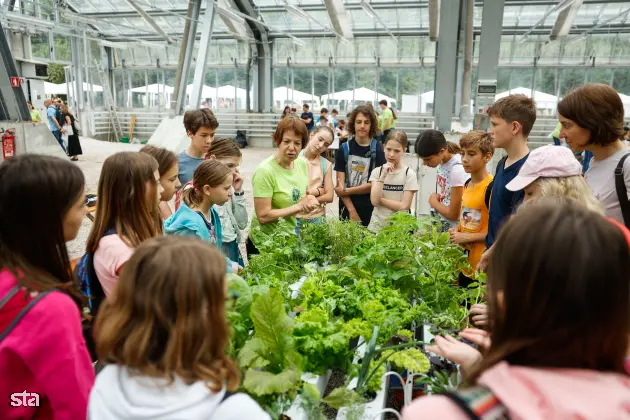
<box><xmin>293</xmin><ymin>308</ymin><xmax>351</xmax><ymax>374</ymax></box>
<box><xmin>235</xmin><ymin>214</ymin><xmax>480</xmax><ymax>414</ymax></box>
<box><xmin>381</xmin><ymin>348</ymin><xmax>431</xmax><ymax>374</ymax></box>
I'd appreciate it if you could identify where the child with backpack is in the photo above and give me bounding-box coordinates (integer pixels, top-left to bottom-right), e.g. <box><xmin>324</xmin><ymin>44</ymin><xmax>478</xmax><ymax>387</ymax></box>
<box><xmin>334</xmin><ymin>105</ymin><xmax>386</xmax><ymax>227</ymax></box>
<box><xmin>415</xmin><ymin>129</ymin><xmax>468</xmax><ymax>231</ymax></box>
<box><xmin>296</xmin><ymin>125</ymin><xmax>335</xmax><ymax>231</ymax></box>
<box><xmin>369</xmin><ymin>130</ymin><xmax>418</xmax><ymax>232</ymax></box>
<box><xmin>449</xmin><ymin>131</ymin><xmax>494</xmax><ymax>288</ymax></box>
<box><xmin>83</xmin><ymin>152</ymin><xmax>164</xmax><ymax>304</ymax></box>
<box><xmin>0</xmin><ymin>155</ymin><xmax>95</xmax><ymax>420</ymax></box>
<box><xmin>403</xmin><ymin>199</ymin><xmax>630</xmax><ymax>419</ymax></box>
<box><xmin>88</xmin><ymin>236</ymin><xmax>270</xmax><ymax>420</ymax></box>
<box><xmin>140</xmin><ymin>145</ymin><xmax>181</xmax><ymax>220</ymax></box>
<box><xmin>205</xmin><ymin>138</ymin><xmax>248</xmax><ymax>266</ymax></box>
<box><xmin>557</xmin><ymin>83</ymin><xmax>630</xmax><ymax>227</ymax></box>
<box><xmin>164</xmin><ymin>160</ymin><xmax>241</xmax><ymax>273</ymax></box>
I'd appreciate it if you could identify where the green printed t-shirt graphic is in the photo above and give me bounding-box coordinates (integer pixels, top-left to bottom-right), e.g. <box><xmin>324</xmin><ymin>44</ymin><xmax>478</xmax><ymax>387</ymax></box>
<box><xmin>250</xmin><ymin>155</ymin><xmax>309</xmax><ymax>243</ymax></box>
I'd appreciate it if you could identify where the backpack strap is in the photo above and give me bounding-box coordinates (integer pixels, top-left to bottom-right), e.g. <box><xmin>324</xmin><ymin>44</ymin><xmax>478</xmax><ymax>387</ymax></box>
<box><xmin>485</xmin><ymin>180</ymin><xmax>494</xmax><ymax>210</ymax></box>
<box><xmin>368</xmin><ymin>138</ymin><xmax>378</xmax><ymax>174</ymax></box>
<box><xmin>0</xmin><ymin>286</ymin><xmax>58</xmax><ymax>343</ymax></box>
<box><xmin>220</xmin><ymin>390</ymin><xmax>234</xmax><ymax>403</ymax></box>
<box><xmin>441</xmin><ymin>386</ymin><xmax>509</xmax><ymax>420</ymax></box>
<box><xmin>615</xmin><ymin>153</ymin><xmax>630</xmax><ymax>228</ymax></box>
<box><xmin>342</xmin><ymin>139</ymin><xmax>351</xmax><ymax>187</ymax></box>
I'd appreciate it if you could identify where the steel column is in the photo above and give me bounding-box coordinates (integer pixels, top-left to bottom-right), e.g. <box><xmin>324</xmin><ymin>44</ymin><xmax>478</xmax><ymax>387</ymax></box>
<box><xmin>190</xmin><ymin>0</ymin><xmax>216</xmax><ymax>109</ymax></box>
<box><xmin>171</xmin><ymin>0</ymin><xmax>201</xmax><ymax>115</ymax></box>
<box><xmin>477</xmin><ymin>0</ymin><xmax>505</xmax><ymax>82</ymax></box>
<box><xmin>433</xmin><ymin>0</ymin><xmax>461</xmax><ymax>131</ymax></box>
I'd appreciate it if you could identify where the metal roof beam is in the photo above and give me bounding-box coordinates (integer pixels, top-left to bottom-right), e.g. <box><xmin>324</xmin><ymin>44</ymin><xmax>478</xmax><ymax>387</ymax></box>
<box><xmin>568</xmin><ymin>6</ymin><xmax>630</xmax><ymax>42</ymax></box>
<box><xmin>517</xmin><ymin>0</ymin><xmax>577</xmax><ymax>43</ymax></box>
<box><xmin>550</xmin><ymin>0</ymin><xmax>583</xmax><ymax>40</ymax></box>
<box><xmin>121</xmin><ymin>0</ymin><xmax>175</xmax><ymax>43</ymax></box>
<box><xmin>428</xmin><ymin>0</ymin><xmax>439</xmax><ymax>41</ymax></box>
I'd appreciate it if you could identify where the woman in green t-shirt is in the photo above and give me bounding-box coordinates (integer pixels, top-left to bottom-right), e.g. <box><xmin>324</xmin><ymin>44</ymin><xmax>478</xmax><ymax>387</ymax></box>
<box><xmin>247</xmin><ymin>117</ymin><xmax>320</xmax><ymax>257</ymax></box>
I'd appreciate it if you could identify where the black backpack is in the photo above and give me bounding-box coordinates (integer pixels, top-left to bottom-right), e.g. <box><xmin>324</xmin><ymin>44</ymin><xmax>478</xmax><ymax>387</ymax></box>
<box><xmin>616</xmin><ymin>153</ymin><xmax>630</xmax><ymax>228</ymax></box>
<box><xmin>235</xmin><ymin>130</ymin><xmax>247</xmax><ymax>149</ymax></box>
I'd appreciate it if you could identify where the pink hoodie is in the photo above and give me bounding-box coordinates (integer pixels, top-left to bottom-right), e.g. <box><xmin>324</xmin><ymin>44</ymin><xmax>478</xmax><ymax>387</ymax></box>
<box><xmin>0</xmin><ymin>270</ymin><xmax>95</xmax><ymax>419</ymax></box>
<box><xmin>403</xmin><ymin>361</ymin><xmax>630</xmax><ymax>419</ymax></box>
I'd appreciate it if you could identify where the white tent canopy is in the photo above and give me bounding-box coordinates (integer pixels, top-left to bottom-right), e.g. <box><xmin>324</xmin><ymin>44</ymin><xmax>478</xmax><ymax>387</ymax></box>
<box><xmin>131</xmin><ymin>83</ymin><xmax>174</xmax><ymax>94</ymax></box>
<box><xmin>495</xmin><ymin>87</ymin><xmax>558</xmax><ymax>109</ymax></box>
<box><xmin>321</xmin><ymin>87</ymin><xmax>395</xmax><ymax>103</ymax></box>
<box><xmin>45</xmin><ymin>82</ymin><xmax>103</xmax><ymax>95</ymax></box>
<box><xmin>273</xmin><ymin>86</ymin><xmax>318</xmax><ymax>102</ymax></box>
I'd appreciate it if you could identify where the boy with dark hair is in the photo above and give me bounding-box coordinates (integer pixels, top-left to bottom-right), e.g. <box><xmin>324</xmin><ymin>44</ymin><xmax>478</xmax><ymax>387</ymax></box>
<box><xmin>478</xmin><ymin>94</ymin><xmax>535</xmax><ymax>271</ymax></box>
<box><xmin>450</xmin><ymin>131</ymin><xmax>494</xmax><ymax>287</ymax></box>
<box><xmin>178</xmin><ymin>109</ymin><xmax>219</xmax><ymax>187</ymax></box>
<box><xmin>301</xmin><ymin>104</ymin><xmax>314</xmax><ymax>133</ymax></box>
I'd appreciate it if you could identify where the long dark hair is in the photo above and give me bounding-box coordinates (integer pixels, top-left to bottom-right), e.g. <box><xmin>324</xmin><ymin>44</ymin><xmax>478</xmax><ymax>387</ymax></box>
<box><xmin>415</xmin><ymin>129</ymin><xmax>461</xmax><ymax>157</ymax></box>
<box><xmin>0</xmin><ymin>155</ymin><xmax>85</xmax><ymax>299</ymax></box>
<box><xmin>468</xmin><ymin>198</ymin><xmax>630</xmax><ymax>382</ymax></box>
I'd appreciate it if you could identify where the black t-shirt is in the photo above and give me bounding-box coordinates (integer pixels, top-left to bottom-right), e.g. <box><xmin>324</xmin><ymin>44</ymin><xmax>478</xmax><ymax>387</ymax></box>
<box><xmin>301</xmin><ymin>112</ymin><xmax>314</xmax><ymax>130</ymax></box>
<box><xmin>334</xmin><ymin>138</ymin><xmax>386</xmax><ymax>216</ymax></box>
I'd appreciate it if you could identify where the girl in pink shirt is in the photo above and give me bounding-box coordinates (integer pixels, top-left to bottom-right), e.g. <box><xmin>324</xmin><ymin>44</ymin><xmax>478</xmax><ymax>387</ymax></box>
<box><xmin>404</xmin><ymin>198</ymin><xmax>630</xmax><ymax>419</ymax></box>
<box><xmin>0</xmin><ymin>155</ymin><xmax>95</xmax><ymax>420</ymax></box>
<box><xmin>85</xmin><ymin>152</ymin><xmax>164</xmax><ymax>297</ymax></box>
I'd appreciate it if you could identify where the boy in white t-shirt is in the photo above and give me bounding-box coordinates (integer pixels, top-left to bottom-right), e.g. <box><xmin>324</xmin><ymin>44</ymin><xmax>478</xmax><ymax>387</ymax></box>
<box><xmin>369</xmin><ymin>131</ymin><xmax>418</xmax><ymax>232</ymax></box>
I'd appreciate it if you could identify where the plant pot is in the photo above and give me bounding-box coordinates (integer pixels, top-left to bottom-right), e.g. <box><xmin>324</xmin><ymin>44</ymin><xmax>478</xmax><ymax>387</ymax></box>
<box><xmin>284</xmin><ymin>370</ymin><xmax>332</xmax><ymax>420</ymax></box>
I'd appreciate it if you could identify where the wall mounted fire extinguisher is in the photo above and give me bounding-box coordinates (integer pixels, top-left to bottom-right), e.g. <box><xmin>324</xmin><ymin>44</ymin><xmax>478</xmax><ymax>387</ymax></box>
<box><xmin>1</xmin><ymin>128</ymin><xmax>16</xmax><ymax>160</ymax></box>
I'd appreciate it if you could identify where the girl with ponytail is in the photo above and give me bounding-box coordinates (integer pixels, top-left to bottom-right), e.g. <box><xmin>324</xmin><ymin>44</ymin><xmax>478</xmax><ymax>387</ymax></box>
<box><xmin>164</xmin><ymin>160</ymin><xmax>241</xmax><ymax>273</ymax></box>
<box><xmin>415</xmin><ymin>129</ymin><xmax>468</xmax><ymax>230</ymax></box>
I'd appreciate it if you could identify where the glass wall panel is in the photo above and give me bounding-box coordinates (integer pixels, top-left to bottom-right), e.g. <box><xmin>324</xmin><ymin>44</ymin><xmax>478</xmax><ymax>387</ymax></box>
<box><xmin>31</xmin><ymin>32</ymin><xmax>51</xmax><ymax>60</ymax></box>
<box><xmin>586</xmin><ymin>68</ymin><xmax>614</xmax><ymax>85</ymax></box>
<box><xmin>273</xmin><ymin>67</ymin><xmax>290</xmax><ymax>111</ymax></box>
<box><xmin>329</xmin><ymin>67</ymin><xmax>354</xmax><ymax>115</ymax></box>
<box><xmin>53</xmin><ymin>34</ymin><xmax>71</xmax><ymax>62</ymax></box>
<box><xmin>113</xmin><ymin>69</ymin><xmax>125</xmax><ymax>108</ymax></box>
<box><xmin>613</xmin><ymin>68</ymin><xmax>630</xmax><ymax>96</ymax></box>
<box><xmin>236</xmin><ymin>67</ymin><xmax>248</xmax><ymax>110</ymax></box>
<box><xmin>294</xmin><ymin>40</ymin><xmax>317</xmax><ymax>65</ymax></box>
<box><xmin>509</xmin><ymin>68</ymin><xmax>534</xmax><ymax>92</ymax></box>
<box><xmin>562</xmin><ymin>37</ymin><xmax>587</xmax><ymax>65</ymax></box>
<box><xmin>379</xmin><ymin>38</ymin><xmax>398</xmax><ymax>64</ymax></box>
<box><xmin>356</xmin><ymin>68</ymin><xmax>378</xmax><ymax>107</ymax></box>
<box><xmin>294</xmin><ymin>68</ymin><xmax>314</xmax><ymax>100</ymax></box>
<box><xmin>399</xmin><ymin>37</ymin><xmax>421</xmax><ymax>63</ymax></box>
<box><xmin>558</xmin><ymin>68</ymin><xmax>586</xmax><ymax>97</ymax></box>
<box><xmin>218</xmin><ymin>68</ymin><xmax>238</xmax><ymax>109</ymax></box>
<box><xmin>355</xmin><ymin>38</ymin><xmax>378</xmax><ymax>64</ymax></box>
<box><xmin>335</xmin><ymin>41</ymin><xmax>356</xmax><ymax>64</ymax></box>
<box><xmin>612</xmin><ymin>34</ymin><xmax>630</xmax><ymax>63</ymax></box>
<box><xmin>146</xmin><ymin>69</ymin><xmax>161</xmax><ymax>109</ymax></box>
<box><xmin>313</xmin><ymin>67</ymin><xmax>329</xmax><ymax>99</ymax></box>
<box><xmin>535</xmin><ymin>68</ymin><xmax>559</xmax><ymax>97</ymax></box>
<box><xmin>131</xmin><ymin>69</ymin><xmax>147</xmax><ymax>108</ymax></box>
<box><xmin>378</xmin><ymin>69</ymin><xmax>397</xmax><ymax>107</ymax></box>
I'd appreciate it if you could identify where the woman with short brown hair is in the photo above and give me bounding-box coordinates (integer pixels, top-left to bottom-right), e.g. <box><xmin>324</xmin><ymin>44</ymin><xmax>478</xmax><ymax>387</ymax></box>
<box><xmin>557</xmin><ymin>83</ymin><xmax>630</xmax><ymax>226</ymax></box>
<box><xmin>246</xmin><ymin>117</ymin><xmax>319</xmax><ymax>256</ymax></box>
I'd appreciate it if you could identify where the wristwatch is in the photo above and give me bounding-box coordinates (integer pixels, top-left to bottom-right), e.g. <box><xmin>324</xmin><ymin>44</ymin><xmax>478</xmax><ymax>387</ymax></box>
<box><xmin>234</xmin><ymin>190</ymin><xmax>245</xmax><ymax>196</ymax></box>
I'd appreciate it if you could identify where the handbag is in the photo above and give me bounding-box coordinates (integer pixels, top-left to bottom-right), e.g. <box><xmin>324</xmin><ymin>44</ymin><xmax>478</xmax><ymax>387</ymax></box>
<box><xmin>64</xmin><ymin>123</ymin><xmax>74</xmax><ymax>137</ymax></box>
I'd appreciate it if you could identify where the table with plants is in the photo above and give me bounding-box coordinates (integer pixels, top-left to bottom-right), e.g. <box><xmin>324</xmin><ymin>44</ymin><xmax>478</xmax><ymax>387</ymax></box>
<box><xmin>228</xmin><ymin>212</ymin><xmax>486</xmax><ymax>420</ymax></box>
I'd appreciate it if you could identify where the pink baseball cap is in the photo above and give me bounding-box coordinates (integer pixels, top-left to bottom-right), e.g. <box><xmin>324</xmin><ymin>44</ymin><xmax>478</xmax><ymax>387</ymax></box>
<box><xmin>506</xmin><ymin>145</ymin><xmax>583</xmax><ymax>192</ymax></box>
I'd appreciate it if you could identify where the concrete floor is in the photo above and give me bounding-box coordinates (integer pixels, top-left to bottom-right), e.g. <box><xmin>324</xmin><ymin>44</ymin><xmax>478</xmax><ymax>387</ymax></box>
<box><xmin>65</xmin><ymin>138</ymin><xmax>341</xmax><ymax>261</ymax></box>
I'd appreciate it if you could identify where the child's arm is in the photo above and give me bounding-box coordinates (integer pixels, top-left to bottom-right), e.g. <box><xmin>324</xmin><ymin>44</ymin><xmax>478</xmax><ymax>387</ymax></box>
<box><xmin>315</xmin><ymin>165</ymin><xmax>334</xmax><ymax>204</ymax></box>
<box><xmin>231</xmin><ymin>192</ymin><xmax>249</xmax><ymax>230</ymax></box>
<box><xmin>429</xmin><ymin>185</ymin><xmax>464</xmax><ymax>221</ymax></box>
<box><xmin>335</xmin><ymin>172</ymin><xmax>361</xmax><ymax>221</ymax></box>
<box><xmin>379</xmin><ymin>191</ymin><xmax>416</xmax><ymax>212</ymax></box>
<box><xmin>450</xmin><ymin>231</ymin><xmax>487</xmax><ymax>245</ymax></box>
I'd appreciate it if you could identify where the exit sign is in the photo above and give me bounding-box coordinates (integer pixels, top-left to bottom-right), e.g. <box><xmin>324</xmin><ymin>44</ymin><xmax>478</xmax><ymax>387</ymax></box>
<box><xmin>10</xmin><ymin>77</ymin><xmax>20</xmax><ymax>87</ymax></box>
